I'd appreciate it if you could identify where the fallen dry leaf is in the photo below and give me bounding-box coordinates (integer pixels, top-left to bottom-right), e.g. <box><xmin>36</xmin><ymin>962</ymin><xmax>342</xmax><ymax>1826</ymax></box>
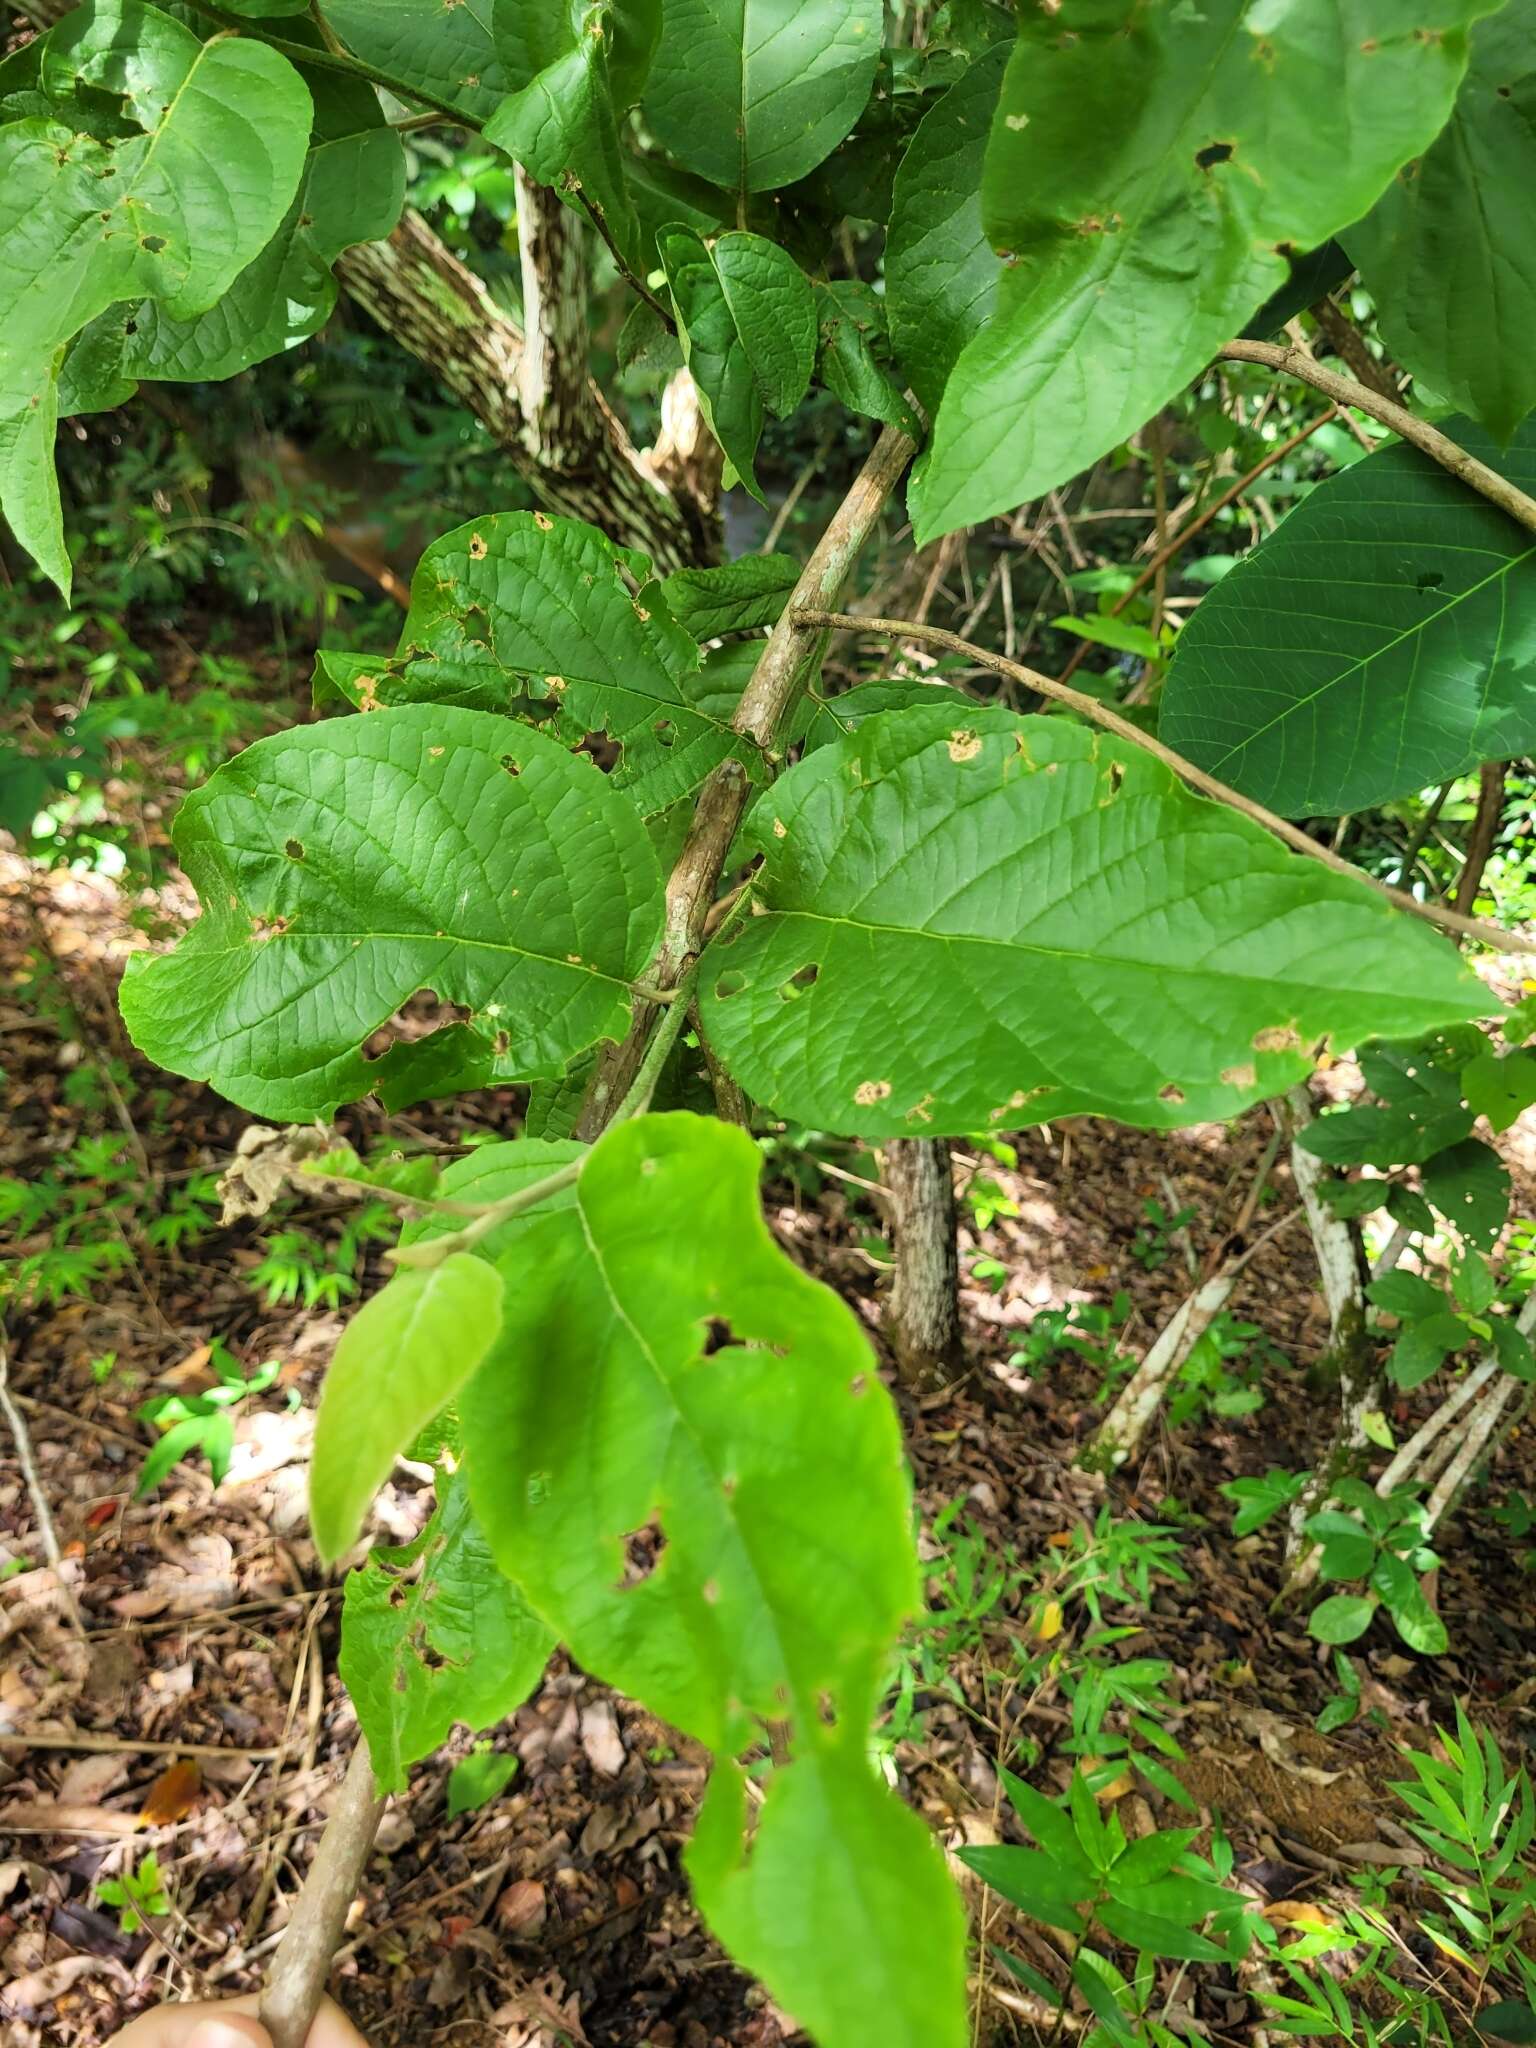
<box><xmin>139</xmin><ymin>1758</ymin><xmax>201</xmax><ymax>1825</ymax></box>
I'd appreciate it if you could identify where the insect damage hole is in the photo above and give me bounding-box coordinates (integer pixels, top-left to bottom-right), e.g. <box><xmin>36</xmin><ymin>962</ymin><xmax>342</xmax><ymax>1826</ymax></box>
<box><xmin>777</xmin><ymin>962</ymin><xmax>819</xmax><ymax>1001</ymax></box>
<box><xmin>617</xmin><ymin>1519</ymin><xmax>666</xmax><ymax>1588</ymax></box>
<box><xmin>1195</xmin><ymin>140</ymin><xmax>1233</xmax><ymax>168</ymax></box>
<box><xmin>284</xmin><ymin>838</ymin><xmax>304</xmax><ymax>860</ymax></box>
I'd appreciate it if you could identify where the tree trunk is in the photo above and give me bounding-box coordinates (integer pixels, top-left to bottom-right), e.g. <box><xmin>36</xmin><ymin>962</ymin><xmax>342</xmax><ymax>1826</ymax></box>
<box><xmin>883</xmin><ymin>1139</ymin><xmax>962</xmax><ymax>1394</ymax></box>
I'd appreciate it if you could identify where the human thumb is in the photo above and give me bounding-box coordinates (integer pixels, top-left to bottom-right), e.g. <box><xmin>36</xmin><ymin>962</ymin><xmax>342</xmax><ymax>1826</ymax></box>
<box><xmin>183</xmin><ymin>2020</ymin><xmax>272</xmax><ymax>2048</ymax></box>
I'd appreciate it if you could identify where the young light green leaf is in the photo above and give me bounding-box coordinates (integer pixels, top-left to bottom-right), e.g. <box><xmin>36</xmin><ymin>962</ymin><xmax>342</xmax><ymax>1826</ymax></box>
<box><xmin>0</xmin><ymin>349</ymin><xmax>67</xmax><ymax>594</ymax></box>
<box><xmin>446</xmin><ymin>1746</ymin><xmax>521</xmax><ymax>1820</ymax></box>
<box><xmin>910</xmin><ymin>0</ymin><xmax>1502</xmax><ymax>544</ymax></box>
<box><xmin>1309</xmin><ymin>1593</ymin><xmax>1378</xmax><ymax>1646</ymax></box>
<box><xmin>459</xmin><ymin>1112</ymin><xmax>918</xmax><ymax>1750</ymax></box>
<box><xmin>312</xmin><ymin>1255</ymin><xmax>506</xmax><ymax>1564</ymax></box>
<box><xmin>314</xmin><ymin>511</ymin><xmax>751</xmax><ymax>816</ymax></box>
<box><xmin>659</xmin><ymin>227</ymin><xmax>817</xmax><ymax>501</ymax></box>
<box><xmin>1161</xmin><ymin>418</ymin><xmax>1536</xmax><ymax>817</ymax></box>
<box><xmin>118</xmin><ymin>706</ymin><xmax>665</xmax><ymax>1120</ymax></box>
<box><xmin>691</xmin><ymin>1749</ymin><xmax>966</xmax><ymax>2048</ymax></box>
<box><xmin>697</xmin><ymin>705</ymin><xmax>1487</xmax><ymax>1138</ymax></box>
<box><xmin>644</xmin><ymin>0</ymin><xmax>883</xmax><ymax>195</ymax></box>
<box><xmin>1464</xmin><ymin>1048</ymin><xmax>1536</xmax><ymax>1134</ymax></box>
<box><xmin>340</xmin><ymin>1467</ymin><xmax>553</xmax><ymax>1792</ymax></box>
<box><xmin>1050</xmin><ymin>615</ymin><xmax>1162</xmax><ymax>662</ymax></box>
<box><xmin>1348</xmin><ymin>0</ymin><xmax>1536</xmax><ymax>441</ymax></box>
<box><xmin>886</xmin><ymin>44</ymin><xmax>1006</xmax><ymax>416</ymax></box>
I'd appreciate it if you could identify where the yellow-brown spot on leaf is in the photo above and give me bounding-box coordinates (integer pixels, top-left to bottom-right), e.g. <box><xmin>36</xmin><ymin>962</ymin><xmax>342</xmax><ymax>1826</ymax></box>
<box><xmin>429</xmin><ymin>746</ymin><xmax>444</xmax><ymax>758</ymax></box>
<box><xmin>546</xmin><ymin>673</ymin><xmax>567</xmax><ymax>693</ymax></box>
<box><xmin>947</xmin><ymin>728</ymin><xmax>982</xmax><ymax>762</ymax></box>
<box><xmin>534</xmin><ymin>511</ymin><xmax>554</xmax><ymax>531</ymax></box>
<box><xmin>772</xmin><ymin>816</ymin><xmax>787</xmax><ymax>839</ymax></box>
<box><xmin>468</xmin><ymin>532</ymin><xmax>488</xmax><ymax>560</ymax></box>
<box><xmin>854</xmin><ymin>1079</ymin><xmax>892</xmax><ymax>1106</ymax></box>
<box><xmin>356</xmin><ymin>676</ymin><xmax>380</xmax><ymax>713</ymax></box>
<box><xmin>633</xmin><ymin>602</ymin><xmax>650</xmax><ymax>622</ymax></box>
<box><xmin>905</xmin><ymin>1093</ymin><xmax>935</xmax><ymax>1125</ymax></box>
<box><xmin>1159</xmin><ymin>1083</ymin><xmax>1186</xmax><ymax>1105</ymax></box>
<box><xmin>1221</xmin><ymin>1063</ymin><xmax>1257</xmax><ymax>1089</ymax></box>
<box><xmin>1253</xmin><ymin>1025</ymin><xmax>1301</xmax><ymax>1053</ymax></box>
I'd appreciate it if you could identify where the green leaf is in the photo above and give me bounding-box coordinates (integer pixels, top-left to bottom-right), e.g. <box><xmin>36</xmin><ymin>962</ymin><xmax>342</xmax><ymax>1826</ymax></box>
<box><xmin>1478</xmin><ymin>2000</ymin><xmax>1536</xmax><ymax>2044</ymax></box>
<box><xmin>315</xmin><ymin>511</ymin><xmax>752</xmax><ymax>816</ymax></box>
<box><xmin>311</xmin><ymin>1254</ymin><xmax>506</xmax><ymax>1564</ymax></box>
<box><xmin>643</xmin><ymin>0</ymin><xmax>883</xmax><ymax>196</ymax></box>
<box><xmin>1348</xmin><ymin>1</ymin><xmax>1536</xmax><ymax>442</ymax></box>
<box><xmin>1221</xmin><ymin>1469</ymin><xmax>1307</xmax><ymax>1537</ymax></box>
<box><xmin>1309</xmin><ymin>1593</ymin><xmax>1377</xmax><ymax>1645</ymax></box>
<box><xmin>0</xmin><ymin>0</ymin><xmax>312</xmax><ymax>589</ymax></box>
<box><xmin>459</xmin><ymin>1113</ymin><xmax>918</xmax><ymax>1749</ymax></box>
<box><xmin>910</xmin><ymin>0</ymin><xmax>1498</xmax><ymax>543</ymax></box>
<box><xmin>1423</xmin><ymin>1137</ymin><xmax>1512</xmax><ymax>1249</ymax></box>
<box><xmin>690</xmin><ymin>1751</ymin><xmax>966</xmax><ymax>2048</ymax></box>
<box><xmin>68</xmin><ymin>125</ymin><xmax>406</xmax><ymax>391</ymax></box>
<box><xmin>446</xmin><ymin>1746</ymin><xmax>521</xmax><ymax>1820</ymax></box>
<box><xmin>340</xmin><ymin>1468</ymin><xmax>553</xmax><ymax>1792</ymax></box>
<box><xmin>455</xmin><ymin>1112</ymin><xmax>963</xmax><ymax>2042</ymax></box>
<box><xmin>1368</xmin><ymin>1271</ymin><xmax>1446</xmax><ymax>1319</ymax></box>
<box><xmin>1096</xmin><ymin>1900</ymin><xmax>1228</xmax><ymax>1964</ymax></box>
<box><xmin>486</xmin><ymin>1</ymin><xmax>655</xmax><ymax>271</ymax></box>
<box><xmin>1464</xmin><ymin>1048</ymin><xmax>1536</xmax><ymax>1134</ymax></box>
<box><xmin>118</xmin><ymin>705</ymin><xmax>665</xmax><ymax>1120</ymax></box>
<box><xmin>697</xmin><ymin>705</ymin><xmax>1485</xmax><ymax>1138</ymax></box>
<box><xmin>812</xmin><ymin>280</ymin><xmax>922</xmax><ymax>440</ymax></box>
<box><xmin>886</xmin><ymin>44</ymin><xmax>1006</xmax><ymax>417</ymax></box>
<box><xmin>1304</xmin><ymin>1513</ymin><xmax>1376</xmax><ymax>1583</ymax></box>
<box><xmin>1109</xmin><ymin>1828</ymin><xmax>1199</xmax><ymax>1890</ymax></box>
<box><xmin>319</xmin><ymin>0</ymin><xmax>514</xmax><ymax>122</ymax></box>
<box><xmin>660</xmin><ymin>553</ymin><xmax>800</xmax><ymax>640</ymax></box>
<box><xmin>1492</xmin><ymin>1316</ymin><xmax>1536</xmax><ymax>1382</ymax></box>
<box><xmin>958</xmin><ymin>1844</ymin><xmax>1089</xmax><ymax>1934</ymax></box>
<box><xmin>659</xmin><ymin>226</ymin><xmax>817</xmax><ymax>502</ymax></box>
<box><xmin>1050</xmin><ymin>615</ymin><xmax>1162</xmax><ymax>662</ymax></box>
<box><xmin>1370</xmin><ymin>1553</ymin><xmax>1448</xmax><ymax>1655</ymax></box>
<box><xmin>1001</xmin><ymin>1770</ymin><xmax>1094</xmax><ymax>1876</ymax></box>
<box><xmin>792</xmin><ymin>678</ymin><xmax>971</xmax><ymax>756</ymax></box>
<box><xmin>1390</xmin><ymin>1311</ymin><xmax>1468</xmax><ymax>1390</ymax></box>
<box><xmin>1298</xmin><ymin>1034</ymin><xmax>1478</xmax><ymax>1168</ymax></box>
<box><xmin>1454</xmin><ymin>1251</ymin><xmax>1497</xmax><ymax>1315</ymax></box>
<box><xmin>1161</xmin><ymin>417</ymin><xmax>1536</xmax><ymax>816</ymax></box>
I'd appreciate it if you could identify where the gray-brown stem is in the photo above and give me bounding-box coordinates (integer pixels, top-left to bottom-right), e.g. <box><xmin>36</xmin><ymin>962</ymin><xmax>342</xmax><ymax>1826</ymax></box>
<box><xmin>883</xmin><ymin>1139</ymin><xmax>962</xmax><ymax>1392</ymax></box>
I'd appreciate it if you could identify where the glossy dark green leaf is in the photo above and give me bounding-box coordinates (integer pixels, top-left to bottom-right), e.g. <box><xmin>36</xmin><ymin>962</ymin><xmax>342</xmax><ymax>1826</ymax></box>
<box><xmin>311</xmin><ymin>1254</ymin><xmax>506</xmax><ymax>1563</ymax></box>
<box><xmin>885</xmin><ymin>45</ymin><xmax>1005</xmax><ymax>416</ymax></box>
<box><xmin>1096</xmin><ymin>1901</ymin><xmax>1228</xmax><ymax>1964</ymax></box>
<box><xmin>320</xmin><ymin>0</ymin><xmax>513</xmax><ymax>122</ymax></box>
<box><xmin>1348</xmin><ymin>1</ymin><xmax>1536</xmax><ymax>440</ymax></box>
<box><xmin>1370</xmin><ymin>1553</ymin><xmax>1448</xmax><ymax>1655</ymax></box>
<box><xmin>119</xmin><ymin>706</ymin><xmax>665</xmax><ymax>1119</ymax></box>
<box><xmin>659</xmin><ymin>226</ymin><xmax>817</xmax><ymax>501</ymax></box>
<box><xmin>1161</xmin><ymin>418</ymin><xmax>1536</xmax><ymax>816</ymax></box>
<box><xmin>313</xmin><ymin>511</ymin><xmax>752</xmax><ymax>815</ymax></box>
<box><xmin>911</xmin><ymin>0</ymin><xmax>1502</xmax><ymax>543</ymax></box>
<box><xmin>644</xmin><ymin>0</ymin><xmax>883</xmax><ymax>195</ymax></box>
<box><xmin>340</xmin><ymin>1468</ymin><xmax>553</xmax><ymax>1792</ymax></box>
<box><xmin>957</xmin><ymin>1845</ymin><xmax>1089</xmax><ymax>1933</ymax></box>
<box><xmin>697</xmin><ymin>705</ymin><xmax>1486</xmax><ymax>1138</ymax></box>
<box><xmin>1309</xmin><ymin>1593</ymin><xmax>1377</xmax><ymax>1645</ymax></box>
<box><xmin>1479</xmin><ymin>2000</ymin><xmax>1536</xmax><ymax>2043</ymax></box>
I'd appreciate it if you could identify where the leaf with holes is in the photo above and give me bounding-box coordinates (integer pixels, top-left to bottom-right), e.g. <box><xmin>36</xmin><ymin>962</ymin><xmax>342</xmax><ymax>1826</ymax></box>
<box><xmin>696</xmin><ymin>705</ymin><xmax>1486</xmax><ymax>1138</ymax></box>
<box><xmin>643</xmin><ymin>0</ymin><xmax>883</xmax><ymax>195</ymax></box>
<box><xmin>66</xmin><ymin>125</ymin><xmax>405</xmax><ymax>397</ymax></box>
<box><xmin>340</xmin><ymin>1466</ymin><xmax>554</xmax><ymax>1793</ymax></box>
<box><xmin>312</xmin><ymin>512</ymin><xmax>755</xmax><ymax>816</ymax></box>
<box><xmin>117</xmin><ymin>705</ymin><xmax>665</xmax><ymax>1119</ymax></box>
<box><xmin>909</xmin><ymin>0</ymin><xmax>1501</xmax><ymax>544</ymax></box>
<box><xmin>885</xmin><ymin>44</ymin><xmax>1005</xmax><ymax>417</ymax></box>
<box><xmin>0</xmin><ymin>0</ymin><xmax>311</xmax><ymax>590</ymax></box>
<box><xmin>311</xmin><ymin>1253</ymin><xmax>507</xmax><ymax>1563</ymax></box>
<box><xmin>1296</xmin><ymin>1032</ymin><xmax>1482</xmax><ymax>1169</ymax></box>
<box><xmin>1423</xmin><ymin>1137</ymin><xmax>1512</xmax><ymax>1250</ymax></box>
<box><xmin>1160</xmin><ymin>417</ymin><xmax>1536</xmax><ymax>815</ymax></box>
<box><xmin>450</xmin><ymin>1111</ymin><xmax>958</xmax><ymax>2043</ymax></box>
<box><xmin>1349</xmin><ymin>0</ymin><xmax>1536</xmax><ymax>442</ymax></box>
<box><xmin>659</xmin><ymin>227</ymin><xmax>817</xmax><ymax>501</ymax></box>
<box><xmin>455</xmin><ymin>1114</ymin><xmax>915</xmax><ymax>1744</ymax></box>
<box><xmin>486</xmin><ymin>1</ymin><xmax>660</xmax><ymax>271</ymax></box>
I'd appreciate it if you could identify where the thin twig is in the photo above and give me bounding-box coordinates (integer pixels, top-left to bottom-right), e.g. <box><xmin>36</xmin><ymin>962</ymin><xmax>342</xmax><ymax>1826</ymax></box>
<box><xmin>793</xmin><ymin>609</ymin><xmax>1530</xmax><ymax>955</ymax></box>
<box><xmin>0</xmin><ymin>1730</ymin><xmax>287</xmax><ymax>1759</ymax></box>
<box><xmin>0</xmin><ymin>1332</ymin><xmax>85</xmax><ymax>1636</ymax></box>
<box><xmin>1219</xmin><ymin>340</ymin><xmax>1536</xmax><ymax>533</ymax></box>
<box><xmin>569</xmin><ymin>184</ymin><xmax>677</xmax><ymax>333</ymax></box>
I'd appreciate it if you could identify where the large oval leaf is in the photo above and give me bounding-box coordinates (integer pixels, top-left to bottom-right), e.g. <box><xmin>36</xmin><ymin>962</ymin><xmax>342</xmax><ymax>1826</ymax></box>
<box><xmin>119</xmin><ymin>705</ymin><xmax>665</xmax><ymax>1119</ymax></box>
<box><xmin>319</xmin><ymin>0</ymin><xmax>514</xmax><ymax>122</ymax></box>
<box><xmin>885</xmin><ymin>44</ymin><xmax>1006</xmax><ymax>417</ymax></box>
<box><xmin>644</xmin><ymin>0</ymin><xmax>883</xmax><ymax>195</ymax></box>
<box><xmin>314</xmin><ymin>512</ymin><xmax>755</xmax><ymax>816</ymax></box>
<box><xmin>1160</xmin><ymin>417</ymin><xmax>1536</xmax><ymax>816</ymax></box>
<box><xmin>910</xmin><ymin>0</ymin><xmax>1502</xmax><ymax>544</ymax></box>
<box><xmin>1348</xmin><ymin>0</ymin><xmax>1536</xmax><ymax>443</ymax></box>
<box><xmin>697</xmin><ymin>706</ymin><xmax>1486</xmax><ymax>1137</ymax></box>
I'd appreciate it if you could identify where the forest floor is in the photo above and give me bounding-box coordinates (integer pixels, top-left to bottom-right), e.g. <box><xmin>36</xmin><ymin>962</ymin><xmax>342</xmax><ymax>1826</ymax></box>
<box><xmin>4</xmin><ymin>756</ymin><xmax>1536</xmax><ymax>2047</ymax></box>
